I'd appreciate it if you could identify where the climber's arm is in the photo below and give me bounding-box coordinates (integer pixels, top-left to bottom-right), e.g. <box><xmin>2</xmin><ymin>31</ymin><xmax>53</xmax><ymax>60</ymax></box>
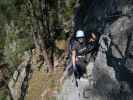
<box><xmin>72</xmin><ymin>49</ymin><xmax>76</xmax><ymax>66</ymax></box>
<box><xmin>89</xmin><ymin>32</ymin><xmax>96</xmax><ymax>42</ymax></box>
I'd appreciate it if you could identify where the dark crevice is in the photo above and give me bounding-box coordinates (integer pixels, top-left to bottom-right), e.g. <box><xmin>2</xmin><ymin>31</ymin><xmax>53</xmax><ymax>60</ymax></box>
<box><xmin>19</xmin><ymin>64</ymin><xmax>31</xmax><ymax>100</ymax></box>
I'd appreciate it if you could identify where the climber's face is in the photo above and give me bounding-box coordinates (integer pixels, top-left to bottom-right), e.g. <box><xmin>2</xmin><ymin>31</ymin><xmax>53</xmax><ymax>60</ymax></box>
<box><xmin>77</xmin><ymin>37</ymin><xmax>85</xmax><ymax>44</ymax></box>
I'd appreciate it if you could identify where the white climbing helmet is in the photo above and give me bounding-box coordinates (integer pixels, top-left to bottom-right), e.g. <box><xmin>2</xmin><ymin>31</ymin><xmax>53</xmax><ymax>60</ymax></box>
<box><xmin>76</xmin><ymin>30</ymin><xmax>85</xmax><ymax>38</ymax></box>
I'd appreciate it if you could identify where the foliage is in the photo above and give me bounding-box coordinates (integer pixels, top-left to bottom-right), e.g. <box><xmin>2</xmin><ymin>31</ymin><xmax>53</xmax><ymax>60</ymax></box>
<box><xmin>0</xmin><ymin>95</ymin><xmax>7</xmax><ymax>100</ymax></box>
<box><xmin>4</xmin><ymin>22</ymin><xmax>33</xmax><ymax>71</ymax></box>
<box><xmin>63</xmin><ymin>0</ymin><xmax>76</xmax><ymax>20</ymax></box>
<box><xmin>0</xmin><ymin>0</ymin><xmax>76</xmax><ymax>71</ymax></box>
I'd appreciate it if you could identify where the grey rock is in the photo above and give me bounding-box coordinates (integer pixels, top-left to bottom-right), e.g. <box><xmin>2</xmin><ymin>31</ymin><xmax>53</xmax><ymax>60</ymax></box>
<box><xmin>59</xmin><ymin>1</ymin><xmax>133</xmax><ymax>100</ymax></box>
<box><xmin>125</xmin><ymin>33</ymin><xmax>133</xmax><ymax>73</ymax></box>
<box><xmin>59</xmin><ymin>19</ymin><xmax>133</xmax><ymax>100</ymax></box>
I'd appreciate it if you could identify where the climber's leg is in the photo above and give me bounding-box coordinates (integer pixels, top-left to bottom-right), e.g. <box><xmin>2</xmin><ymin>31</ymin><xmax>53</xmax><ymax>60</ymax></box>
<box><xmin>60</xmin><ymin>61</ymin><xmax>73</xmax><ymax>84</ymax></box>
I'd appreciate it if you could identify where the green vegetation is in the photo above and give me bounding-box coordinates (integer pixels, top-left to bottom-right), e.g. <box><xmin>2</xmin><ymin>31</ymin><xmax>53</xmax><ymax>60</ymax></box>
<box><xmin>0</xmin><ymin>0</ymin><xmax>76</xmax><ymax>70</ymax></box>
<box><xmin>4</xmin><ymin>22</ymin><xmax>33</xmax><ymax>71</ymax></box>
<box><xmin>0</xmin><ymin>0</ymin><xmax>76</xmax><ymax>99</ymax></box>
<box><xmin>0</xmin><ymin>96</ymin><xmax>6</xmax><ymax>100</ymax></box>
<box><xmin>64</xmin><ymin>0</ymin><xmax>76</xmax><ymax>19</ymax></box>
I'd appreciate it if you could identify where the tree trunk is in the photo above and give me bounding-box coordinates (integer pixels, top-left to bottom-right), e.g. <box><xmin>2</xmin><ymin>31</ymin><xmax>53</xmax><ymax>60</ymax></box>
<box><xmin>38</xmin><ymin>32</ymin><xmax>53</xmax><ymax>71</ymax></box>
<box><xmin>28</xmin><ymin>0</ymin><xmax>53</xmax><ymax>72</ymax></box>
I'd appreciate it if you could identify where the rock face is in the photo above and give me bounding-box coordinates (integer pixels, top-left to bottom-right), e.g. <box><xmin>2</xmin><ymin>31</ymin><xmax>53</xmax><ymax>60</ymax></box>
<box><xmin>74</xmin><ymin>0</ymin><xmax>133</xmax><ymax>32</ymax></box>
<box><xmin>8</xmin><ymin>51</ymin><xmax>32</xmax><ymax>100</ymax></box>
<box><xmin>59</xmin><ymin>0</ymin><xmax>133</xmax><ymax>100</ymax></box>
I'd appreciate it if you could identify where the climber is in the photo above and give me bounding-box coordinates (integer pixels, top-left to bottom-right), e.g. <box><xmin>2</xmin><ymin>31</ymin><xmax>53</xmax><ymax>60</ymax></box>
<box><xmin>71</xmin><ymin>30</ymin><xmax>97</xmax><ymax>78</ymax></box>
<box><xmin>60</xmin><ymin>30</ymin><xmax>97</xmax><ymax>85</ymax></box>
<box><xmin>71</xmin><ymin>30</ymin><xmax>86</xmax><ymax>78</ymax></box>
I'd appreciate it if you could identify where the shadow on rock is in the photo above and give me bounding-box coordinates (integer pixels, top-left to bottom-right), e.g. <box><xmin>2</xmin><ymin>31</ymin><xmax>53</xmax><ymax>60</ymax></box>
<box><xmin>106</xmin><ymin>42</ymin><xmax>133</xmax><ymax>95</ymax></box>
